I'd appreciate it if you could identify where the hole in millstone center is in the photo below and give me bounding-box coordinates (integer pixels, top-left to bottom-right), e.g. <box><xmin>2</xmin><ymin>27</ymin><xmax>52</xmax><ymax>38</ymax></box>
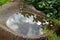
<box><xmin>6</xmin><ymin>12</ymin><xmax>45</xmax><ymax>38</ymax></box>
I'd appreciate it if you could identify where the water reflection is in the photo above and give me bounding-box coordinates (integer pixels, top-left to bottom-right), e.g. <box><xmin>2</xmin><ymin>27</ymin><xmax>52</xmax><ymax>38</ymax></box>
<box><xmin>6</xmin><ymin>12</ymin><xmax>43</xmax><ymax>37</ymax></box>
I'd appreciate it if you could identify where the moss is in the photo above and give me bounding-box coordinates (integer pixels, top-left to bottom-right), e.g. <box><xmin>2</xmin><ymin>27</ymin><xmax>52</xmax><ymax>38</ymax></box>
<box><xmin>0</xmin><ymin>0</ymin><xmax>11</xmax><ymax>6</ymax></box>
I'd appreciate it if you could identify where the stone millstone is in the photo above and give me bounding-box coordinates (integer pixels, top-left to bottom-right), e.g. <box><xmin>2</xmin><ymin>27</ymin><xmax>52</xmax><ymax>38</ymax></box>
<box><xmin>0</xmin><ymin>0</ymin><xmax>48</xmax><ymax>40</ymax></box>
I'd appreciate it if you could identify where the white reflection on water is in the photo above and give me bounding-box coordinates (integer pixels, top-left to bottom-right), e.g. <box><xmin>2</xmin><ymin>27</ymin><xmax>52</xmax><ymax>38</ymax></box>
<box><xmin>6</xmin><ymin>12</ymin><xmax>43</xmax><ymax>37</ymax></box>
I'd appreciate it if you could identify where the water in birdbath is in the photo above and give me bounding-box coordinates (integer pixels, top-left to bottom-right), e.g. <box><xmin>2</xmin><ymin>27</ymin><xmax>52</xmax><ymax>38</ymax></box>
<box><xmin>6</xmin><ymin>12</ymin><xmax>43</xmax><ymax>38</ymax></box>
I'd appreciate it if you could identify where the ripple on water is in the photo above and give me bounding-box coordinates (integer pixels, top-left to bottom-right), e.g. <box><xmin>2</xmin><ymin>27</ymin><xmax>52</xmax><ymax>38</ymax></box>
<box><xmin>6</xmin><ymin>12</ymin><xmax>43</xmax><ymax>38</ymax></box>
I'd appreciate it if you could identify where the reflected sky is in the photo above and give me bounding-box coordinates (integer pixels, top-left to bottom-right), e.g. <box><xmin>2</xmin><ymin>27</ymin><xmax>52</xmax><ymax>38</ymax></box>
<box><xmin>6</xmin><ymin>12</ymin><xmax>43</xmax><ymax>37</ymax></box>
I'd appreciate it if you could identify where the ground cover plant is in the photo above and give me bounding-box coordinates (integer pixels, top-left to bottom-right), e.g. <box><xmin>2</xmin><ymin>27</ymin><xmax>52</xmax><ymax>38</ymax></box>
<box><xmin>25</xmin><ymin>0</ymin><xmax>60</xmax><ymax>24</ymax></box>
<box><xmin>0</xmin><ymin>0</ymin><xmax>10</xmax><ymax>6</ymax></box>
<box><xmin>25</xmin><ymin>0</ymin><xmax>60</xmax><ymax>40</ymax></box>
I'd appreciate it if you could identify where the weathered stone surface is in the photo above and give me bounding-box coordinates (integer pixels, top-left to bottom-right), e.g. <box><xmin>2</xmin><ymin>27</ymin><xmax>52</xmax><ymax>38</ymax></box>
<box><xmin>0</xmin><ymin>0</ymin><xmax>48</xmax><ymax>40</ymax></box>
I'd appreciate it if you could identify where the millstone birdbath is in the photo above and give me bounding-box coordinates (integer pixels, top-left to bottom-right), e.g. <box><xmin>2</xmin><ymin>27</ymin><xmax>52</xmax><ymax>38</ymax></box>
<box><xmin>0</xmin><ymin>0</ymin><xmax>48</xmax><ymax>40</ymax></box>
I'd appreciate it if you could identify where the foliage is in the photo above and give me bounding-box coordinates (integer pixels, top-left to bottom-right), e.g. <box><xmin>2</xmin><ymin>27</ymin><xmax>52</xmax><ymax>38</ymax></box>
<box><xmin>48</xmin><ymin>31</ymin><xmax>60</xmax><ymax>40</ymax></box>
<box><xmin>25</xmin><ymin>0</ymin><xmax>60</xmax><ymax>40</ymax></box>
<box><xmin>0</xmin><ymin>0</ymin><xmax>10</xmax><ymax>6</ymax></box>
<box><xmin>25</xmin><ymin>0</ymin><xmax>60</xmax><ymax>24</ymax></box>
<box><xmin>43</xmin><ymin>26</ymin><xmax>60</xmax><ymax>40</ymax></box>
